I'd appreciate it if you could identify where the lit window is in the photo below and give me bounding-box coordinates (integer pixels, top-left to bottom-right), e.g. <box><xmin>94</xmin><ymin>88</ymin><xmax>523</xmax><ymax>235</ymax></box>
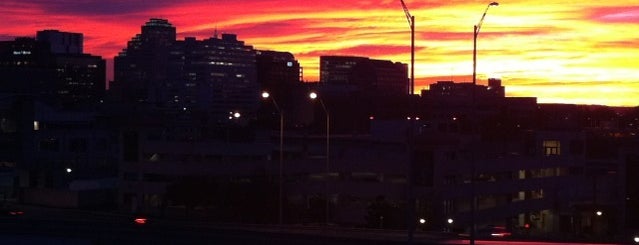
<box><xmin>542</xmin><ymin>140</ymin><xmax>561</xmax><ymax>156</ymax></box>
<box><xmin>12</xmin><ymin>50</ymin><xmax>31</xmax><ymax>55</ymax></box>
<box><xmin>33</xmin><ymin>121</ymin><xmax>39</xmax><ymax>131</ymax></box>
<box><xmin>287</xmin><ymin>61</ymin><xmax>293</xmax><ymax>67</ymax></box>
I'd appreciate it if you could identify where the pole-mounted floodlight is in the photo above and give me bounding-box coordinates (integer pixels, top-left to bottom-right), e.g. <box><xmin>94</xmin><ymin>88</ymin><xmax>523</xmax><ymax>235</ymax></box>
<box><xmin>261</xmin><ymin>91</ymin><xmax>284</xmax><ymax>226</ymax></box>
<box><xmin>309</xmin><ymin>92</ymin><xmax>330</xmax><ymax>226</ymax></box>
<box><xmin>471</xmin><ymin>4</ymin><xmax>499</xmax><ymax>245</ymax></box>
<box><xmin>399</xmin><ymin>0</ymin><xmax>415</xmax><ymax>95</ymax></box>
<box><xmin>473</xmin><ymin>2</ymin><xmax>499</xmax><ymax>86</ymax></box>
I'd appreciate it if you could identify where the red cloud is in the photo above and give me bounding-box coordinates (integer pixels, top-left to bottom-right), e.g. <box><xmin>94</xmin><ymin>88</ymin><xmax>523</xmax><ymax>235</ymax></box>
<box><xmin>587</xmin><ymin>6</ymin><xmax>639</xmax><ymax>23</ymax></box>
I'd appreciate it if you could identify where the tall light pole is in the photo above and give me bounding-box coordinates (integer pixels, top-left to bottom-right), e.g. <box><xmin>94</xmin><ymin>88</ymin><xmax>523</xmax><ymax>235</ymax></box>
<box><xmin>471</xmin><ymin>3</ymin><xmax>498</xmax><ymax>245</ymax></box>
<box><xmin>400</xmin><ymin>2</ymin><xmax>416</xmax><ymax>242</ymax></box>
<box><xmin>309</xmin><ymin>91</ymin><xmax>330</xmax><ymax>226</ymax></box>
<box><xmin>261</xmin><ymin>91</ymin><xmax>284</xmax><ymax>226</ymax></box>
<box><xmin>400</xmin><ymin>0</ymin><xmax>415</xmax><ymax>95</ymax></box>
<box><xmin>473</xmin><ymin>2</ymin><xmax>499</xmax><ymax>86</ymax></box>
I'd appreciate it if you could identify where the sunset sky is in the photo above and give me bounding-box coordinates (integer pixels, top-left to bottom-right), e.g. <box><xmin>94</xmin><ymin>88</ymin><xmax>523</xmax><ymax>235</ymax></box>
<box><xmin>1</xmin><ymin>0</ymin><xmax>638</xmax><ymax>106</ymax></box>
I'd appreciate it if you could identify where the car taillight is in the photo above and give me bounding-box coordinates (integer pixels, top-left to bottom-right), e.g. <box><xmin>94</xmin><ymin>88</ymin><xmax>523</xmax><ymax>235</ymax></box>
<box><xmin>134</xmin><ymin>218</ymin><xmax>147</xmax><ymax>224</ymax></box>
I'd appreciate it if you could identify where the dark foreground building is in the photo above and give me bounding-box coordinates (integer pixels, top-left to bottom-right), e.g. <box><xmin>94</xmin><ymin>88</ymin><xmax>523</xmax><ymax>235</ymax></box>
<box><xmin>0</xmin><ymin>30</ymin><xmax>111</xmax><ymax>207</ymax></box>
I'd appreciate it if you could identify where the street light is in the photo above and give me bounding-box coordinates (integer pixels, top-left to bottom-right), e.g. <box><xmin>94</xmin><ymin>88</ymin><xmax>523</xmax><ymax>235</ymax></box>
<box><xmin>229</xmin><ymin>111</ymin><xmax>241</xmax><ymax>120</ymax></box>
<box><xmin>261</xmin><ymin>91</ymin><xmax>284</xmax><ymax>226</ymax></box>
<box><xmin>471</xmin><ymin>4</ymin><xmax>498</xmax><ymax>245</ymax></box>
<box><xmin>400</xmin><ymin>0</ymin><xmax>415</xmax><ymax>94</ymax></box>
<box><xmin>473</xmin><ymin>2</ymin><xmax>499</xmax><ymax>86</ymax></box>
<box><xmin>309</xmin><ymin>91</ymin><xmax>330</xmax><ymax>226</ymax></box>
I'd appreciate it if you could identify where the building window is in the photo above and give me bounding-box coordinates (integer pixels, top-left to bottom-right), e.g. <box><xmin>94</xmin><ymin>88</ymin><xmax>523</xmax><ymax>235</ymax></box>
<box><xmin>531</xmin><ymin>189</ymin><xmax>544</xmax><ymax>199</ymax></box>
<box><xmin>542</xmin><ymin>140</ymin><xmax>561</xmax><ymax>156</ymax></box>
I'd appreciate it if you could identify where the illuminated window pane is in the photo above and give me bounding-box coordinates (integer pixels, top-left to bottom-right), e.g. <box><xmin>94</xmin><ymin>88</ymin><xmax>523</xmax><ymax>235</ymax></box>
<box><xmin>542</xmin><ymin>140</ymin><xmax>561</xmax><ymax>156</ymax></box>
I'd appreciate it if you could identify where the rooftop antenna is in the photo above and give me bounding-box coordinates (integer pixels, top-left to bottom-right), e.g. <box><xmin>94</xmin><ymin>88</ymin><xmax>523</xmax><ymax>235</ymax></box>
<box><xmin>213</xmin><ymin>25</ymin><xmax>218</xmax><ymax>39</ymax></box>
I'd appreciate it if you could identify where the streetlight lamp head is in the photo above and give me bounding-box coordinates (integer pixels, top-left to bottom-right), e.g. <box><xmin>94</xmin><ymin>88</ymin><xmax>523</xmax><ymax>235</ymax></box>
<box><xmin>261</xmin><ymin>91</ymin><xmax>270</xmax><ymax>99</ymax></box>
<box><xmin>489</xmin><ymin>2</ymin><xmax>499</xmax><ymax>6</ymax></box>
<box><xmin>309</xmin><ymin>92</ymin><xmax>318</xmax><ymax>100</ymax></box>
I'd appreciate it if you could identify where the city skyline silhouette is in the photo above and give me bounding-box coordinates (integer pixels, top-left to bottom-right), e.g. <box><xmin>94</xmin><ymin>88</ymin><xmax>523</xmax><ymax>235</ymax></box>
<box><xmin>1</xmin><ymin>0</ymin><xmax>638</xmax><ymax>106</ymax></box>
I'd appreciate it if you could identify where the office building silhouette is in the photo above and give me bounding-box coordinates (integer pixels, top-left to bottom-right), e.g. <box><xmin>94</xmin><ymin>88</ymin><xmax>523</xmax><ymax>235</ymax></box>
<box><xmin>111</xmin><ymin>19</ymin><xmax>259</xmax><ymax>122</ymax></box>
<box><xmin>320</xmin><ymin>55</ymin><xmax>408</xmax><ymax>95</ymax></box>
<box><xmin>0</xmin><ymin>31</ymin><xmax>105</xmax><ymax>108</ymax></box>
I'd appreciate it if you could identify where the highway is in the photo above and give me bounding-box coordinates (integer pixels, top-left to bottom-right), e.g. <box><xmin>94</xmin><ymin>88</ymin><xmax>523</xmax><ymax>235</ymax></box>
<box><xmin>0</xmin><ymin>205</ymin><xmax>627</xmax><ymax>244</ymax></box>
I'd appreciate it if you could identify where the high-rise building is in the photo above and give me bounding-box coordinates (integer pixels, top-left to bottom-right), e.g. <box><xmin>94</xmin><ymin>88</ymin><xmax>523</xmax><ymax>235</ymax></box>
<box><xmin>0</xmin><ymin>38</ymin><xmax>54</xmax><ymax>95</ymax></box>
<box><xmin>320</xmin><ymin>56</ymin><xmax>368</xmax><ymax>86</ymax></box>
<box><xmin>112</xmin><ymin>18</ymin><xmax>176</xmax><ymax>105</ymax></box>
<box><xmin>36</xmin><ymin>30</ymin><xmax>83</xmax><ymax>55</ymax></box>
<box><xmin>112</xmin><ymin>19</ymin><xmax>260</xmax><ymax>122</ymax></box>
<box><xmin>351</xmin><ymin>58</ymin><xmax>409</xmax><ymax>95</ymax></box>
<box><xmin>0</xmin><ymin>31</ymin><xmax>105</xmax><ymax>108</ymax></box>
<box><xmin>256</xmin><ymin>50</ymin><xmax>301</xmax><ymax>93</ymax></box>
<box><xmin>169</xmin><ymin>34</ymin><xmax>258</xmax><ymax>120</ymax></box>
<box><xmin>319</xmin><ymin>56</ymin><xmax>408</xmax><ymax>95</ymax></box>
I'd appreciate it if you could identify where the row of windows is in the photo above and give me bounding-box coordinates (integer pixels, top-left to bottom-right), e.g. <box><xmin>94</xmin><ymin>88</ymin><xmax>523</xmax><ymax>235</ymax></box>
<box><xmin>444</xmin><ymin>189</ymin><xmax>546</xmax><ymax>214</ymax></box>
<box><xmin>122</xmin><ymin>171</ymin><xmax>408</xmax><ymax>185</ymax></box>
<box><xmin>444</xmin><ymin>167</ymin><xmax>571</xmax><ymax>185</ymax></box>
<box><xmin>441</xmin><ymin>139</ymin><xmax>581</xmax><ymax>160</ymax></box>
<box><xmin>142</xmin><ymin>152</ymin><xmax>266</xmax><ymax>163</ymax></box>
